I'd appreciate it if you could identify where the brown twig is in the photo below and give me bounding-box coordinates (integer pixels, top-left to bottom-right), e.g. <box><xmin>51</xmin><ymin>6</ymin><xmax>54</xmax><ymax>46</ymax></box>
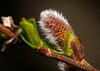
<box><xmin>36</xmin><ymin>46</ymin><xmax>99</xmax><ymax>71</ymax></box>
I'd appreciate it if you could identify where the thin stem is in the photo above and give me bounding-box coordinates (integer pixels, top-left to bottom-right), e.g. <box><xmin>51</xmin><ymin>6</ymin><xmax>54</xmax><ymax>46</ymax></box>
<box><xmin>36</xmin><ymin>46</ymin><xmax>99</xmax><ymax>71</ymax></box>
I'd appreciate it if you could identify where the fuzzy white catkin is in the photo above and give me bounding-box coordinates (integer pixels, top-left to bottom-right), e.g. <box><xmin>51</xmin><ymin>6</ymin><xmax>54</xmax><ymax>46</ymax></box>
<box><xmin>38</xmin><ymin>9</ymin><xmax>74</xmax><ymax>71</ymax></box>
<box><xmin>38</xmin><ymin>9</ymin><xmax>74</xmax><ymax>46</ymax></box>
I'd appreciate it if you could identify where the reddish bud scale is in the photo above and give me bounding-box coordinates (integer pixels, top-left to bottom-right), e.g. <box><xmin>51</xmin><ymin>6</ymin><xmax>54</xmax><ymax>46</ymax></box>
<box><xmin>70</xmin><ymin>36</ymin><xmax>84</xmax><ymax>61</ymax></box>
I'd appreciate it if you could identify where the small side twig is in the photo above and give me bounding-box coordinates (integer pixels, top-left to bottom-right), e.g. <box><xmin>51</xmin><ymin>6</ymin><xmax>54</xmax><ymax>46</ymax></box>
<box><xmin>36</xmin><ymin>46</ymin><xmax>99</xmax><ymax>71</ymax></box>
<box><xmin>0</xmin><ymin>16</ymin><xmax>21</xmax><ymax>52</ymax></box>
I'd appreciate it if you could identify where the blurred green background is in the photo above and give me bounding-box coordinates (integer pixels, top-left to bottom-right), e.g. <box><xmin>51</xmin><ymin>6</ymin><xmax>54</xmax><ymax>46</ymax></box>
<box><xmin>0</xmin><ymin>0</ymin><xmax>100</xmax><ymax>71</ymax></box>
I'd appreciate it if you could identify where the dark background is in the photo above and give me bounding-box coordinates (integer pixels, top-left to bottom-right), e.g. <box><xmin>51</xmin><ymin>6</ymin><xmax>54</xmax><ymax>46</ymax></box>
<box><xmin>0</xmin><ymin>0</ymin><xmax>100</xmax><ymax>71</ymax></box>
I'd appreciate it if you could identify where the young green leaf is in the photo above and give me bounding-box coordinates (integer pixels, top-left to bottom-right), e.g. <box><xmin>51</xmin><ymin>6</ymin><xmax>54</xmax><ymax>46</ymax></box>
<box><xmin>20</xmin><ymin>18</ymin><xmax>42</xmax><ymax>49</ymax></box>
<box><xmin>0</xmin><ymin>32</ymin><xmax>8</xmax><ymax>39</ymax></box>
<box><xmin>42</xmin><ymin>40</ymin><xmax>64</xmax><ymax>54</ymax></box>
<box><xmin>64</xmin><ymin>33</ymin><xmax>74</xmax><ymax>56</ymax></box>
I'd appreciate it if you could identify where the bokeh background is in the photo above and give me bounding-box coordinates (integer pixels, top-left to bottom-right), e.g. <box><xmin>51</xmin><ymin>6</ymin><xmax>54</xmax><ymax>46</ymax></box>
<box><xmin>0</xmin><ymin>0</ymin><xmax>100</xmax><ymax>71</ymax></box>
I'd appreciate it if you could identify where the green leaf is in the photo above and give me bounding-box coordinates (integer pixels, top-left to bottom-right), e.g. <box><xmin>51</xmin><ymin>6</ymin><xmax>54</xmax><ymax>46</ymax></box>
<box><xmin>0</xmin><ymin>32</ymin><xmax>8</xmax><ymax>39</ymax></box>
<box><xmin>42</xmin><ymin>40</ymin><xmax>64</xmax><ymax>54</ymax></box>
<box><xmin>20</xmin><ymin>18</ymin><xmax>42</xmax><ymax>49</ymax></box>
<box><xmin>64</xmin><ymin>33</ymin><xmax>74</xmax><ymax>56</ymax></box>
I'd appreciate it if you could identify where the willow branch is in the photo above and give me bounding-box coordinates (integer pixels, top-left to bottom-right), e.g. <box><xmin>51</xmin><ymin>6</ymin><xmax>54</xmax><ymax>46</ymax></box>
<box><xmin>0</xmin><ymin>17</ymin><xmax>99</xmax><ymax>71</ymax></box>
<box><xmin>36</xmin><ymin>46</ymin><xmax>99</xmax><ymax>71</ymax></box>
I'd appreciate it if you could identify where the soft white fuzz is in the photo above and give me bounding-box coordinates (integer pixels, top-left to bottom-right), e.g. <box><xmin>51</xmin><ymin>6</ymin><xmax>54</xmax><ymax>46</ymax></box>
<box><xmin>58</xmin><ymin>62</ymin><xmax>65</xmax><ymax>71</ymax></box>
